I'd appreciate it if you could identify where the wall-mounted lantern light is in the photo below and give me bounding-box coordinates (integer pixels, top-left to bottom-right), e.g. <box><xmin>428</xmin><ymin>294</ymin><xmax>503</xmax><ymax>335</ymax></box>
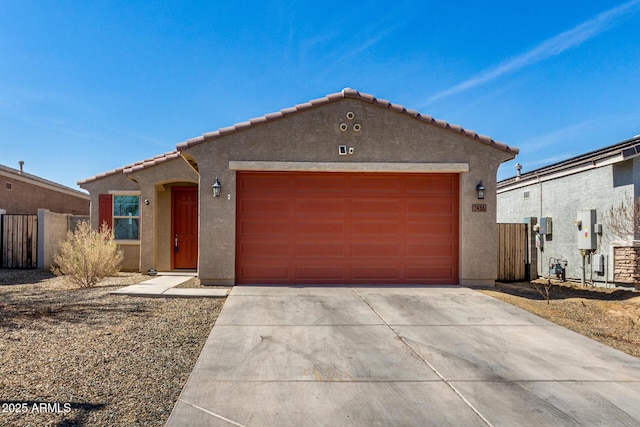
<box><xmin>476</xmin><ymin>181</ymin><xmax>485</xmax><ymax>200</ymax></box>
<box><xmin>212</xmin><ymin>177</ymin><xmax>222</xmax><ymax>198</ymax></box>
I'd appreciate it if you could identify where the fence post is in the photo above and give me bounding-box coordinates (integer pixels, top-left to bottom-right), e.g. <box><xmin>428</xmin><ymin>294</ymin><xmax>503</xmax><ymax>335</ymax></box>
<box><xmin>525</xmin><ymin>217</ymin><xmax>538</xmax><ymax>280</ymax></box>
<box><xmin>0</xmin><ymin>209</ymin><xmax>4</xmax><ymax>267</ymax></box>
<box><xmin>37</xmin><ymin>209</ymin><xmax>46</xmax><ymax>269</ymax></box>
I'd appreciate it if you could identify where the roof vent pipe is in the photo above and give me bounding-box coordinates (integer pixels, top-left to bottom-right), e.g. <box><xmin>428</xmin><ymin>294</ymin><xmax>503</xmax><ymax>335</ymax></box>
<box><xmin>515</xmin><ymin>163</ymin><xmax>522</xmax><ymax>180</ymax></box>
<box><xmin>18</xmin><ymin>161</ymin><xmax>24</xmax><ymax>173</ymax></box>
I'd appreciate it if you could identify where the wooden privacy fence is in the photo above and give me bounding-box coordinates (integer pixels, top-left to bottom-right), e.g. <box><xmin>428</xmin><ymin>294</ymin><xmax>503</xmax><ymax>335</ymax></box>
<box><xmin>497</xmin><ymin>223</ymin><xmax>527</xmax><ymax>281</ymax></box>
<box><xmin>1</xmin><ymin>214</ymin><xmax>38</xmax><ymax>268</ymax></box>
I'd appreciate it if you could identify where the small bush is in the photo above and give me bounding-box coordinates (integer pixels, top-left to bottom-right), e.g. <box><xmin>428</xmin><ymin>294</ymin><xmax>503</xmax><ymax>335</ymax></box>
<box><xmin>52</xmin><ymin>221</ymin><xmax>124</xmax><ymax>288</ymax></box>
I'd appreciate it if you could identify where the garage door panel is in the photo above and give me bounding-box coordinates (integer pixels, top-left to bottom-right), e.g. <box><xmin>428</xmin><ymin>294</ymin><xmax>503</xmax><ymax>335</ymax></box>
<box><xmin>351</xmin><ymin>199</ymin><xmax>400</xmax><ymax>215</ymax></box>
<box><xmin>239</xmin><ymin>241</ymin><xmax>289</xmax><ymax>257</ymax></box>
<box><xmin>351</xmin><ymin>265</ymin><xmax>401</xmax><ymax>281</ymax></box>
<box><xmin>240</xmin><ymin>220</ymin><xmax>289</xmax><ymax>235</ymax></box>
<box><xmin>407</xmin><ymin>242</ymin><xmax>455</xmax><ymax>257</ymax></box>
<box><xmin>351</xmin><ymin>176</ymin><xmax>402</xmax><ymax>194</ymax></box>
<box><xmin>239</xmin><ymin>265</ymin><xmax>290</xmax><ymax>282</ymax></box>
<box><xmin>240</xmin><ymin>174</ymin><xmax>292</xmax><ymax>193</ymax></box>
<box><xmin>236</xmin><ymin>172</ymin><xmax>458</xmax><ymax>285</ymax></box>
<box><xmin>352</xmin><ymin>221</ymin><xmax>400</xmax><ymax>235</ymax></box>
<box><xmin>405</xmin><ymin>175</ymin><xmax>457</xmax><ymax>194</ymax></box>
<box><xmin>407</xmin><ymin>199</ymin><xmax>456</xmax><ymax>216</ymax></box>
<box><xmin>407</xmin><ymin>265</ymin><xmax>455</xmax><ymax>280</ymax></box>
<box><xmin>295</xmin><ymin>221</ymin><xmax>345</xmax><ymax>236</ymax></box>
<box><xmin>352</xmin><ymin>242</ymin><xmax>401</xmax><ymax>257</ymax></box>
<box><xmin>295</xmin><ymin>175</ymin><xmax>347</xmax><ymax>194</ymax></box>
<box><xmin>406</xmin><ymin>221</ymin><xmax>454</xmax><ymax>236</ymax></box>
<box><xmin>240</xmin><ymin>199</ymin><xmax>289</xmax><ymax>215</ymax></box>
<box><xmin>295</xmin><ymin>243</ymin><xmax>346</xmax><ymax>257</ymax></box>
<box><xmin>296</xmin><ymin>265</ymin><xmax>345</xmax><ymax>281</ymax></box>
<box><xmin>296</xmin><ymin>199</ymin><xmax>345</xmax><ymax>216</ymax></box>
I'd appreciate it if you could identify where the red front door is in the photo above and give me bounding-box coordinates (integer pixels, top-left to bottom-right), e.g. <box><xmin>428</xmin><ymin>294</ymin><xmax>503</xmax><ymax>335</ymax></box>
<box><xmin>172</xmin><ymin>187</ymin><xmax>198</xmax><ymax>269</ymax></box>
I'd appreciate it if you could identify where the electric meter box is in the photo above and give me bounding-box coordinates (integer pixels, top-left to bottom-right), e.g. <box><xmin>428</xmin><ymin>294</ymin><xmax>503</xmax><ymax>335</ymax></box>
<box><xmin>539</xmin><ymin>217</ymin><xmax>552</xmax><ymax>235</ymax></box>
<box><xmin>593</xmin><ymin>254</ymin><xmax>605</xmax><ymax>274</ymax></box>
<box><xmin>577</xmin><ymin>209</ymin><xmax>597</xmax><ymax>250</ymax></box>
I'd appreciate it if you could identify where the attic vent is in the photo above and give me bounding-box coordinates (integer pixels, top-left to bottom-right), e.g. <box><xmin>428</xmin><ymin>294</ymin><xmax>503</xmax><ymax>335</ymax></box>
<box><xmin>523</xmin><ymin>190</ymin><xmax>530</xmax><ymax>199</ymax></box>
<box><xmin>5</xmin><ymin>182</ymin><xmax>12</xmax><ymax>190</ymax></box>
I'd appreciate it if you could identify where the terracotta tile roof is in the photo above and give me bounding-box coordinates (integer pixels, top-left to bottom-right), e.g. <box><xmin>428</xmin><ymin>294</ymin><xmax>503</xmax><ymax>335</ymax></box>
<box><xmin>78</xmin><ymin>151</ymin><xmax>181</xmax><ymax>185</ymax></box>
<box><xmin>121</xmin><ymin>151</ymin><xmax>182</xmax><ymax>174</ymax></box>
<box><xmin>177</xmin><ymin>88</ymin><xmax>519</xmax><ymax>155</ymax></box>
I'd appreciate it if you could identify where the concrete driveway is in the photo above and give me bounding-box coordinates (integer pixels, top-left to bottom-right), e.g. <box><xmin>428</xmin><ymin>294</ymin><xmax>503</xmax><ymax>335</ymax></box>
<box><xmin>166</xmin><ymin>285</ymin><xmax>640</xmax><ymax>426</ymax></box>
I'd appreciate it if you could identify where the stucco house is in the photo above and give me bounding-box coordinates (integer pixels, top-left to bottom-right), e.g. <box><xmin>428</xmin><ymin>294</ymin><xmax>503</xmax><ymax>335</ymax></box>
<box><xmin>79</xmin><ymin>89</ymin><xmax>518</xmax><ymax>286</ymax></box>
<box><xmin>497</xmin><ymin>135</ymin><xmax>640</xmax><ymax>287</ymax></box>
<box><xmin>1</xmin><ymin>162</ymin><xmax>90</xmax><ymax>215</ymax></box>
<box><xmin>1</xmin><ymin>162</ymin><xmax>90</xmax><ymax>269</ymax></box>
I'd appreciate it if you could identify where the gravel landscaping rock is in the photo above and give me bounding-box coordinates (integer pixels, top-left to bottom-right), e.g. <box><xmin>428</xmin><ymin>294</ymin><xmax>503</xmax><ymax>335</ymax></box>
<box><xmin>0</xmin><ymin>269</ymin><xmax>224</xmax><ymax>426</ymax></box>
<box><xmin>480</xmin><ymin>279</ymin><xmax>640</xmax><ymax>359</ymax></box>
<box><xmin>3</xmin><ymin>269</ymin><xmax>638</xmax><ymax>425</ymax></box>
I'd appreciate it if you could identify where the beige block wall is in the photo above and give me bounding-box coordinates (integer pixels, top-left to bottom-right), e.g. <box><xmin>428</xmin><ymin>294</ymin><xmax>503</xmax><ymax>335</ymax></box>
<box><xmin>183</xmin><ymin>98</ymin><xmax>514</xmax><ymax>285</ymax></box>
<box><xmin>37</xmin><ymin>209</ymin><xmax>72</xmax><ymax>269</ymax></box>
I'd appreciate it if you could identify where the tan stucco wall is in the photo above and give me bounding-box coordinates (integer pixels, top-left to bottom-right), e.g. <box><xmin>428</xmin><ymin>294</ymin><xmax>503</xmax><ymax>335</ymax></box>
<box><xmin>182</xmin><ymin>98</ymin><xmax>514</xmax><ymax>285</ymax></box>
<box><xmin>127</xmin><ymin>160</ymin><xmax>198</xmax><ymax>272</ymax></box>
<box><xmin>80</xmin><ymin>174</ymin><xmax>139</xmax><ymax>229</ymax></box>
<box><xmin>80</xmin><ymin>158</ymin><xmax>198</xmax><ymax>273</ymax></box>
<box><xmin>80</xmin><ymin>173</ymin><xmax>141</xmax><ymax>270</ymax></box>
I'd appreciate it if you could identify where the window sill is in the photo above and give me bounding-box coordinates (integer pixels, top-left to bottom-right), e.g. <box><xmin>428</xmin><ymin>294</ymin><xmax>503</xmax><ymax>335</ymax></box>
<box><xmin>114</xmin><ymin>240</ymin><xmax>141</xmax><ymax>245</ymax></box>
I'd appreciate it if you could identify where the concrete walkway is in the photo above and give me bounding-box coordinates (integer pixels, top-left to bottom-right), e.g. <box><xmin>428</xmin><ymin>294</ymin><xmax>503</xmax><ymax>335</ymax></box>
<box><xmin>111</xmin><ymin>273</ymin><xmax>228</xmax><ymax>298</ymax></box>
<box><xmin>166</xmin><ymin>285</ymin><xmax>640</xmax><ymax>426</ymax></box>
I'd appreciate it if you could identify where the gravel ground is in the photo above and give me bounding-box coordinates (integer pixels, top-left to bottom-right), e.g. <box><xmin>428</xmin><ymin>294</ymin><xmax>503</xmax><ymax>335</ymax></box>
<box><xmin>0</xmin><ymin>269</ymin><xmax>224</xmax><ymax>426</ymax></box>
<box><xmin>2</xmin><ymin>270</ymin><xmax>638</xmax><ymax>425</ymax></box>
<box><xmin>479</xmin><ymin>279</ymin><xmax>640</xmax><ymax>359</ymax></box>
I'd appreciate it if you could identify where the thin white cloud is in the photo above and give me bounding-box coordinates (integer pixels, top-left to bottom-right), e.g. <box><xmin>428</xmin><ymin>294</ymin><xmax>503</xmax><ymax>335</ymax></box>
<box><xmin>424</xmin><ymin>0</ymin><xmax>640</xmax><ymax>105</ymax></box>
<box><xmin>520</xmin><ymin>119</ymin><xmax>600</xmax><ymax>153</ymax></box>
<box><xmin>528</xmin><ymin>152</ymin><xmax>578</xmax><ymax>168</ymax></box>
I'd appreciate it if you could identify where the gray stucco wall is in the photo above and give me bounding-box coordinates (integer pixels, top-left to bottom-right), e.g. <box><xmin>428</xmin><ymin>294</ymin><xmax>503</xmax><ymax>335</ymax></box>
<box><xmin>183</xmin><ymin>98</ymin><xmax>515</xmax><ymax>285</ymax></box>
<box><xmin>497</xmin><ymin>158</ymin><xmax>639</xmax><ymax>284</ymax></box>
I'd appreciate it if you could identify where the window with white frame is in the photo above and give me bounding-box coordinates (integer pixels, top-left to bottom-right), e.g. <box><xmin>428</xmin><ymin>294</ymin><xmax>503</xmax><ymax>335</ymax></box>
<box><xmin>113</xmin><ymin>195</ymin><xmax>139</xmax><ymax>240</ymax></box>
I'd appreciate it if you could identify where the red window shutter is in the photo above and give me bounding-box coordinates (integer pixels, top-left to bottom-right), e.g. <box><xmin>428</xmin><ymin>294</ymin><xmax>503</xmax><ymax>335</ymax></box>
<box><xmin>98</xmin><ymin>194</ymin><xmax>113</xmax><ymax>230</ymax></box>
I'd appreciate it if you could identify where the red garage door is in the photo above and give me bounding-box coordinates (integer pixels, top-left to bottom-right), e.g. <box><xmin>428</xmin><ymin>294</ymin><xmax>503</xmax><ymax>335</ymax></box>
<box><xmin>236</xmin><ymin>172</ymin><xmax>459</xmax><ymax>285</ymax></box>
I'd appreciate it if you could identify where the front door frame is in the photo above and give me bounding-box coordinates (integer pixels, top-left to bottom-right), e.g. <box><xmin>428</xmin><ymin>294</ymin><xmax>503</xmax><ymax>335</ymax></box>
<box><xmin>171</xmin><ymin>185</ymin><xmax>199</xmax><ymax>270</ymax></box>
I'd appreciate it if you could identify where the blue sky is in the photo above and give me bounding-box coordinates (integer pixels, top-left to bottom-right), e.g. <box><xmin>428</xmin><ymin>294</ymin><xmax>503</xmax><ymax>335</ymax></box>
<box><xmin>2</xmin><ymin>1</ymin><xmax>639</xmax><ymax>190</ymax></box>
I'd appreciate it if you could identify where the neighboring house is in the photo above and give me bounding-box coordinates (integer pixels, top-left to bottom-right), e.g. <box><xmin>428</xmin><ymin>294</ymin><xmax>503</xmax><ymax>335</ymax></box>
<box><xmin>497</xmin><ymin>135</ymin><xmax>640</xmax><ymax>287</ymax></box>
<box><xmin>0</xmin><ymin>162</ymin><xmax>90</xmax><ymax>215</ymax></box>
<box><xmin>79</xmin><ymin>89</ymin><xmax>518</xmax><ymax>286</ymax></box>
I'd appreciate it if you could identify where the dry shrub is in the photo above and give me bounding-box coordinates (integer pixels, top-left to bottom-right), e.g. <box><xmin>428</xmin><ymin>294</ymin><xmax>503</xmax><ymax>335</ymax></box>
<box><xmin>604</xmin><ymin>194</ymin><xmax>640</xmax><ymax>243</ymax></box>
<box><xmin>51</xmin><ymin>221</ymin><xmax>124</xmax><ymax>288</ymax></box>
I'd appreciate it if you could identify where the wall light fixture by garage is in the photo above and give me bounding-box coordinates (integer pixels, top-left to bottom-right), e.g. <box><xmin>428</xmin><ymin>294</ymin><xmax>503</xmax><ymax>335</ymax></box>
<box><xmin>476</xmin><ymin>181</ymin><xmax>486</xmax><ymax>200</ymax></box>
<box><xmin>212</xmin><ymin>177</ymin><xmax>222</xmax><ymax>197</ymax></box>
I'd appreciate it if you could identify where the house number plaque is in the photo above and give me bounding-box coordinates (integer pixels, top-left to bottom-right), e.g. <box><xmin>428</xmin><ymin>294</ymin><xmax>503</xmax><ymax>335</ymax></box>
<box><xmin>472</xmin><ymin>204</ymin><xmax>487</xmax><ymax>212</ymax></box>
